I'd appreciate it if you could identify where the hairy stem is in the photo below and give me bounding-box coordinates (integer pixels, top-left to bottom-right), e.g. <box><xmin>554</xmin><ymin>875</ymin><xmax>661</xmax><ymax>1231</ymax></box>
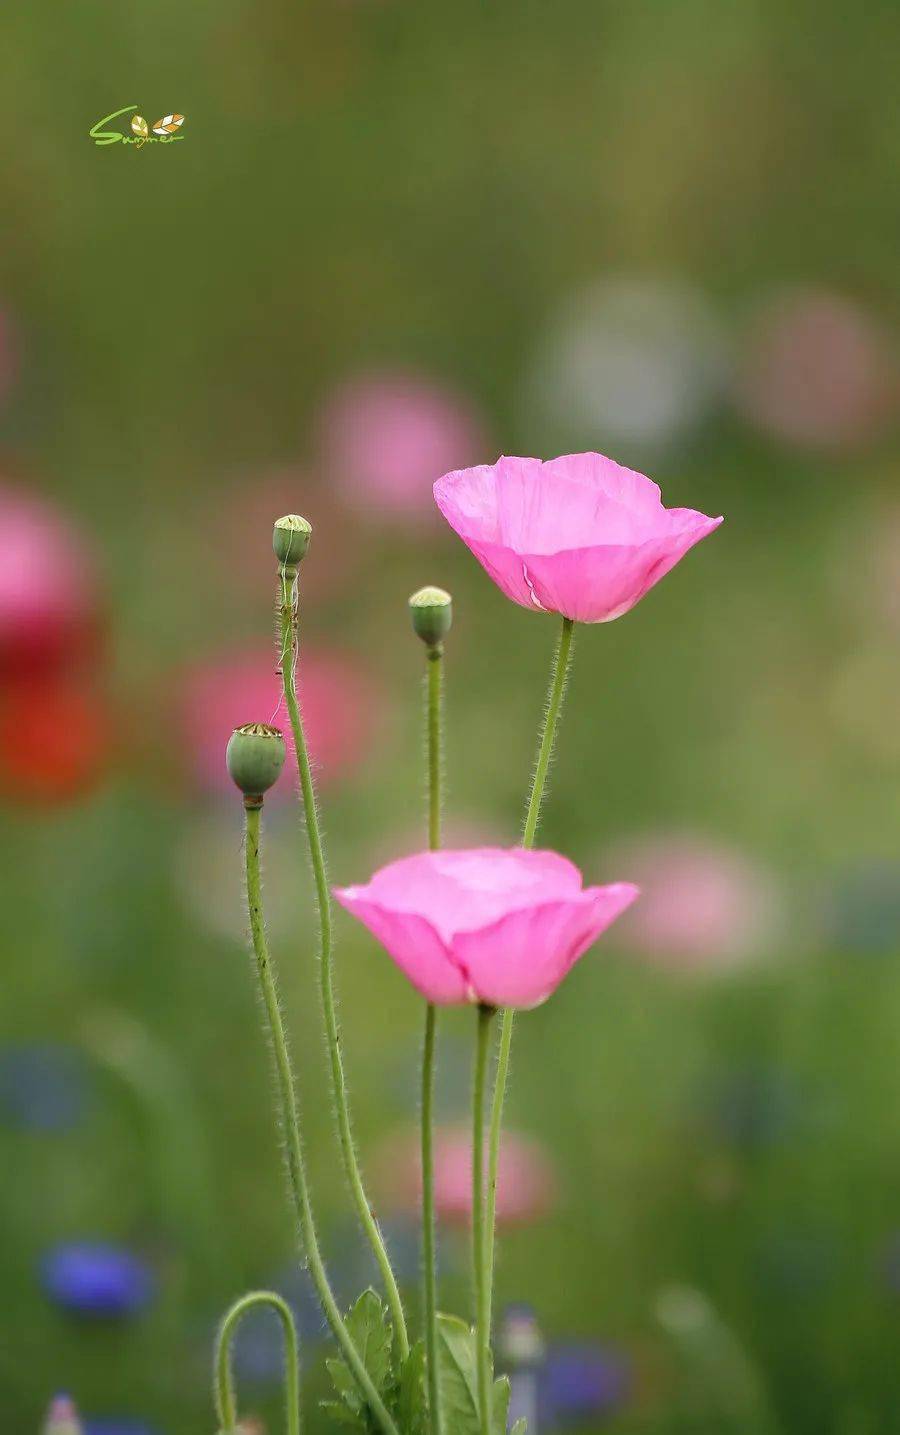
<box><xmin>422</xmin><ymin>641</ymin><xmax>444</xmax><ymax>1435</ymax></box>
<box><xmin>215</xmin><ymin>1289</ymin><xmax>300</xmax><ymax>1435</ymax></box>
<box><xmin>243</xmin><ymin>802</ymin><xmax>400</xmax><ymax>1435</ymax></box>
<box><xmin>485</xmin><ymin>615</ymin><xmax>575</xmax><ymax>1333</ymax></box>
<box><xmin>278</xmin><ymin>566</ymin><xmax>409</xmax><ymax>1359</ymax></box>
<box><xmin>473</xmin><ymin>1003</ymin><xmax>496</xmax><ymax>1435</ymax></box>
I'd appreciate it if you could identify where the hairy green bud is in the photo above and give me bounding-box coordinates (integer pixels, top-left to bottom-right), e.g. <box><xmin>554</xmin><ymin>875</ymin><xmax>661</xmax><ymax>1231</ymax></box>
<box><xmin>273</xmin><ymin>514</ymin><xmax>312</xmax><ymax>568</ymax></box>
<box><xmin>226</xmin><ymin>723</ymin><xmax>286</xmax><ymax>801</ymax></box>
<box><xmin>409</xmin><ymin>585</ymin><xmax>452</xmax><ymax>647</ymax></box>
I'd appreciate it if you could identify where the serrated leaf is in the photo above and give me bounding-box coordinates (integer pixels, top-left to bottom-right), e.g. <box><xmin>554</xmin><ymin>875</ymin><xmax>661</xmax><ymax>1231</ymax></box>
<box><xmin>492</xmin><ymin>1374</ymin><xmax>511</xmax><ymax>1435</ymax></box>
<box><xmin>436</xmin><ymin>1314</ymin><xmax>481</xmax><ymax>1435</ymax></box>
<box><xmin>346</xmin><ymin>1289</ymin><xmax>394</xmax><ymax>1394</ymax></box>
<box><xmin>320</xmin><ymin>1400</ymin><xmax>366</xmax><ymax>1428</ymax></box>
<box><xmin>395</xmin><ymin>1340</ymin><xmax>427</xmax><ymax>1435</ymax></box>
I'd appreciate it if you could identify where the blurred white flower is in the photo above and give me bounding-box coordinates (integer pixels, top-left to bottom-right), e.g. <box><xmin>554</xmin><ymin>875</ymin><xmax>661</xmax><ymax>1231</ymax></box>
<box><xmin>523</xmin><ymin>276</ymin><xmax>729</xmax><ymax>454</ymax></box>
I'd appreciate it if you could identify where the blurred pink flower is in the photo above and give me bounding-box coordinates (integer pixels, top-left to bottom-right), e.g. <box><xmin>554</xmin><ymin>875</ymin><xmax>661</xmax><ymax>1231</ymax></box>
<box><xmin>605</xmin><ymin>832</ymin><xmax>780</xmax><ymax>971</ymax></box>
<box><xmin>434</xmin><ymin>453</ymin><xmax>722</xmax><ymax>623</ymax></box>
<box><xmin>0</xmin><ymin>486</ymin><xmax>100</xmax><ymax>678</ymax></box>
<box><xmin>319</xmin><ymin>369</ymin><xmax>486</xmax><ymax>522</ymax></box>
<box><xmin>335</xmin><ymin>847</ymin><xmax>638</xmax><ymax>1007</ymax></box>
<box><xmin>180</xmin><ymin>647</ymin><xmax>379</xmax><ymax>798</ymax></box>
<box><xmin>735</xmin><ymin>287</ymin><xmax>898</xmax><ymax>450</ymax></box>
<box><xmin>377</xmin><ymin>1122</ymin><xmax>557</xmax><ymax>1227</ymax></box>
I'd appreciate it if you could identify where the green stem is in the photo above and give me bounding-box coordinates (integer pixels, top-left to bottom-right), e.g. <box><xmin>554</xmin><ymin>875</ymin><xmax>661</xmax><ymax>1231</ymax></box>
<box><xmin>422</xmin><ymin>641</ymin><xmax>443</xmax><ymax>1435</ymax></box>
<box><xmin>473</xmin><ymin>1003</ymin><xmax>496</xmax><ymax>1435</ymax></box>
<box><xmin>215</xmin><ymin>1289</ymin><xmax>300</xmax><ymax>1435</ymax></box>
<box><xmin>278</xmin><ymin>566</ymin><xmax>410</xmax><ymax>1360</ymax></box>
<box><xmin>485</xmin><ymin>615</ymin><xmax>575</xmax><ymax>1334</ymax></box>
<box><xmin>243</xmin><ymin>802</ymin><xmax>400</xmax><ymax>1435</ymax></box>
<box><xmin>427</xmin><ymin>644</ymin><xmax>443</xmax><ymax>850</ymax></box>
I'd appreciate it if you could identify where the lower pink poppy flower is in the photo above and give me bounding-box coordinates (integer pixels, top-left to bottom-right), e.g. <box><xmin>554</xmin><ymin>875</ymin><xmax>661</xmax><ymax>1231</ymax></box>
<box><xmin>334</xmin><ymin>848</ymin><xmax>638</xmax><ymax>1007</ymax></box>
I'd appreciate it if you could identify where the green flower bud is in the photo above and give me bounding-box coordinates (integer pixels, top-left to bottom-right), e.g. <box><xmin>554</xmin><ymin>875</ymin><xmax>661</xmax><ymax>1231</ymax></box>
<box><xmin>226</xmin><ymin>723</ymin><xmax>286</xmax><ymax>801</ymax></box>
<box><xmin>409</xmin><ymin>586</ymin><xmax>452</xmax><ymax>647</ymax></box>
<box><xmin>273</xmin><ymin>514</ymin><xmax>312</xmax><ymax>568</ymax></box>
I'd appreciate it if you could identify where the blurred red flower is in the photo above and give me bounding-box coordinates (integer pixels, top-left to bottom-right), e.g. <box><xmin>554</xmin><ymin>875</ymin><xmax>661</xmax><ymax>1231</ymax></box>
<box><xmin>0</xmin><ymin>676</ymin><xmax>111</xmax><ymax>804</ymax></box>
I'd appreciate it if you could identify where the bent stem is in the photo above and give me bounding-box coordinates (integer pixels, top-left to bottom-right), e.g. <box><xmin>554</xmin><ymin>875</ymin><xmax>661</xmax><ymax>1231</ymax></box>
<box><xmin>215</xmin><ymin>1289</ymin><xmax>300</xmax><ymax>1435</ymax></box>
<box><xmin>243</xmin><ymin>801</ymin><xmax>400</xmax><ymax>1435</ymax></box>
<box><xmin>278</xmin><ymin>566</ymin><xmax>409</xmax><ymax>1360</ymax></box>
<box><xmin>422</xmin><ymin>641</ymin><xmax>444</xmax><ymax>1435</ymax></box>
<box><xmin>485</xmin><ymin>614</ymin><xmax>575</xmax><ymax>1333</ymax></box>
<box><xmin>473</xmin><ymin>1003</ymin><xmax>496</xmax><ymax>1435</ymax></box>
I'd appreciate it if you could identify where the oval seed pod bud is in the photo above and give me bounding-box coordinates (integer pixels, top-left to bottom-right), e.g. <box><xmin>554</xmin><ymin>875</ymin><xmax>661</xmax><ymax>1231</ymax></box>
<box><xmin>273</xmin><ymin>514</ymin><xmax>311</xmax><ymax>568</ymax></box>
<box><xmin>226</xmin><ymin>723</ymin><xmax>286</xmax><ymax>799</ymax></box>
<box><xmin>409</xmin><ymin>586</ymin><xmax>452</xmax><ymax>647</ymax></box>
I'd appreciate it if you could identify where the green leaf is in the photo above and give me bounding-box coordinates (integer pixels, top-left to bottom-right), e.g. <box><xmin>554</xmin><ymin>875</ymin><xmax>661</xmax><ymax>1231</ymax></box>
<box><xmin>492</xmin><ymin>1375</ymin><xmax>511</xmax><ymax>1435</ymax></box>
<box><xmin>394</xmin><ymin>1339</ymin><xmax>427</xmax><ymax>1435</ymax></box>
<box><xmin>510</xmin><ymin>1419</ymin><xmax>527</xmax><ymax>1435</ymax></box>
<box><xmin>436</xmin><ymin>1313</ymin><xmax>481</xmax><ymax>1435</ymax></box>
<box><xmin>327</xmin><ymin>1357</ymin><xmax>363</xmax><ymax>1411</ymax></box>
<box><xmin>346</xmin><ymin>1288</ymin><xmax>394</xmax><ymax>1394</ymax></box>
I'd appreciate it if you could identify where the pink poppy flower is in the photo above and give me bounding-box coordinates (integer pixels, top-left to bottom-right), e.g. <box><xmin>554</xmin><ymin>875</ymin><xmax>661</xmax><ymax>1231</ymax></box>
<box><xmin>377</xmin><ymin>1123</ymin><xmax>557</xmax><ymax>1227</ymax></box>
<box><xmin>180</xmin><ymin>647</ymin><xmax>379</xmax><ymax>799</ymax></box>
<box><xmin>433</xmin><ymin>453</ymin><xmax>722</xmax><ymax>623</ymax></box>
<box><xmin>0</xmin><ymin>486</ymin><xmax>100</xmax><ymax>678</ymax></box>
<box><xmin>334</xmin><ymin>847</ymin><xmax>638</xmax><ymax>1007</ymax></box>
<box><xmin>319</xmin><ymin>369</ymin><xmax>486</xmax><ymax>522</ymax></box>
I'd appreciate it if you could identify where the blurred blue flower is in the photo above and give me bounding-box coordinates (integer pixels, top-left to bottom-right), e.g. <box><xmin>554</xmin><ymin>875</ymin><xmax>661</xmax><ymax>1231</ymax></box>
<box><xmin>701</xmin><ymin>1065</ymin><xmax>804</xmax><ymax>1151</ymax></box>
<box><xmin>826</xmin><ymin>863</ymin><xmax>900</xmax><ymax>956</ymax></box>
<box><xmin>0</xmin><ymin>1043</ymin><xmax>89</xmax><ymax>1131</ymax></box>
<box><xmin>539</xmin><ymin>1342</ymin><xmax>631</xmax><ymax>1427</ymax></box>
<box><xmin>41</xmin><ymin>1243</ymin><xmax>155</xmax><ymax>1318</ymax></box>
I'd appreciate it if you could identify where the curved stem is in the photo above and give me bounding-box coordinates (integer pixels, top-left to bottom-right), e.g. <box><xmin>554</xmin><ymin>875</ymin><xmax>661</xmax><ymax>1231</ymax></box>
<box><xmin>215</xmin><ymin>1289</ymin><xmax>300</xmax><ymax>1435</ymax></box>
<box><xmin>473</xmin><ymin>1004</ymin><xmax>496</xmax><ymax>1435</ymax></box>
<box><xmin>422</xmin><ymin>635</ymin><xmax>444</xmax><ymax>1435</ymax></box>
<box><xmin>278</xmin><ymin>566</ymin><xmax>409</xmax><ymax>1360</ymax></box>
<box><xmin>243</xmin><ymin>802</ymin><xmax>400</xmax><ymax>1435</ymax></box>
<box><xmin>485</xmin><ymin>615</ymin><xmax>575</xmax><ymax>1333</ymax></box>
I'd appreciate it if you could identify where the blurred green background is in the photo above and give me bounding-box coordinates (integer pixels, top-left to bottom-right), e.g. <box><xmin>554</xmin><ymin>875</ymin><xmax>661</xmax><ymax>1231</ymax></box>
<box><xmin>1</xmin><ymin>2</ymin><xmax>899</xmax><ymax>1432</ymax></box>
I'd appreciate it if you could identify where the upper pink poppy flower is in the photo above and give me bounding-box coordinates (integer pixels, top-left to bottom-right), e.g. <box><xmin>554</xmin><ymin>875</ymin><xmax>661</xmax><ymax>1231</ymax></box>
<box><xmin>433</xmin><ymin>452</ymin><xmax>722</xmax><ymax>623</ymax></box>
<box><xmin>334</xmin><ymin>847</ymin><xmax>638</xmax><ymax>1008</ymax></box>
